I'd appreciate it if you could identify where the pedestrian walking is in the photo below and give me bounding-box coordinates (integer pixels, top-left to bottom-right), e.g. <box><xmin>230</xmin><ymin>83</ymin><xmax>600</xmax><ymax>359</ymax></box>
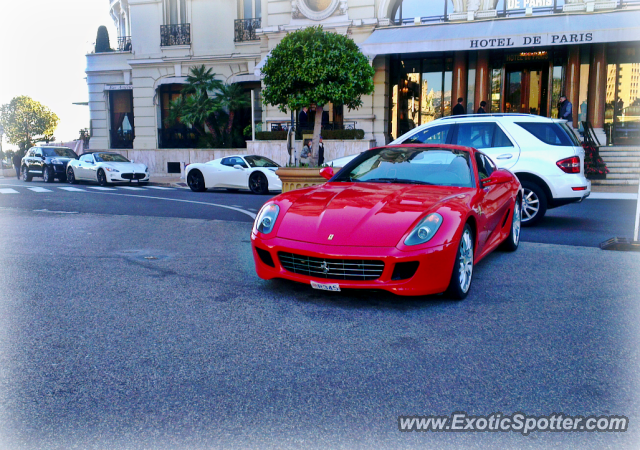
<box><xmin>452</xmin><ymin>97</ymin><xmax>466</xmax><ymax>116</ymax></box>
<box><xmin>12</xmin><ymin>150</ymin><xmax>23</xmax><ymax>179</ymax></box>
<box><xmin>558</xmin><ymin>95</ymin><xmax>573</xmax><ymax>121</ymax></box>
<box><xmin>317</xmin><ymin>136</ymin><xmax>325</xmax><ymax>166</ymax></box>
<box><xmin>476</xmin><ymin>101</ymin><xmax>487</xmax><ymax>114</ymax></box>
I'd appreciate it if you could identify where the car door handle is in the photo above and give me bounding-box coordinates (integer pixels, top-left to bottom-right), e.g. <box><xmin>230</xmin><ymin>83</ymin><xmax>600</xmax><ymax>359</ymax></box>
<box><xmin>496</xmin><ymin>154</ymin><xmax>513</xmax><ymax>159</ymax></box>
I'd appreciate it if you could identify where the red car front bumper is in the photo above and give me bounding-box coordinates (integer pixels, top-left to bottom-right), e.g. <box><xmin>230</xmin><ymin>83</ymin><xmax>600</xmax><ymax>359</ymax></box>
<box><xmin>251</xmin><ymin>235</ymin><xmax>458</xmax><ymax>296</ymax></box>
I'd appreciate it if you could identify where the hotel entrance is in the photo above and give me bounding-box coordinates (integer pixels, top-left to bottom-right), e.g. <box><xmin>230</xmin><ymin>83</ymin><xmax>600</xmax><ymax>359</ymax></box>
<box><xmin>504</xmin><ymin>63</ymin><xmax>549</xmax><ymax>116</ymax></box>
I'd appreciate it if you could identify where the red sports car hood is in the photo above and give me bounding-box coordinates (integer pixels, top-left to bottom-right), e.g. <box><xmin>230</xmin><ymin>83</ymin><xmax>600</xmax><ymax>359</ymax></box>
<box><xmin>276</xmin><ymin>182</ymin><xmax>473</xmax><ymax>247</ymax></box>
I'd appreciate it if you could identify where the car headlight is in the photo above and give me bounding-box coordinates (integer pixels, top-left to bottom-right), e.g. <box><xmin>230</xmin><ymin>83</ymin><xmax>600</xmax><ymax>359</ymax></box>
<box><xmin>253</xmin><ymin>203</ymin><xmax>280</xmax><ymax>235</ymax></box>
<box><xmin>51</xmin><ymin>158</ymin><xmax>63</xmax><ymax>165</ymax></box>
<box><xmin>404</xmin><ymin>213</ymin><xmax>443</xmax><ymax>246</ymax></box>
<box><xmin>104</xmin><ymin>166</ymin><xmax>119</xmax><ymax>173</ymax></box>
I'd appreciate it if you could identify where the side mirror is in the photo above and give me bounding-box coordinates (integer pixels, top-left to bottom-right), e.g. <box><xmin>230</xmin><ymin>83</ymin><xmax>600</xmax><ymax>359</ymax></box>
<box><xmin>233</xmin><ymin>164</ymin><xmax>245</xmax><ymax>170</ymax></box>
<box><xmin>481</xmin><ymin>169</ymin><xmax>512</xmax><ymax>188</ymax></box>
<box><xmin>319</xmin><ymin>166</ymin><xmax>334</xmax><ymax>181</ymax></box>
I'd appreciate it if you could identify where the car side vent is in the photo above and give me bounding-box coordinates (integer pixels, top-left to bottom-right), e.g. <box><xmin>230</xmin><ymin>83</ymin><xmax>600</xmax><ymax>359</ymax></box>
<box><xmin>167</xmin><ymin>162</ymin><xmax>181</xmax><ymax>174</ymax></box>
<box><xmin>391</xmin><ymin>261</ymin><xmax>419</xmax><ymax>280</ymax></box>
<box><xmin>502</xmin><ymin>208</ymin><xmax>511</xmax><ymax>228</ymax></box>
<box><xmin>255</xmin><ymin>247</ymin><xmax>275</xmax><ymax>267</ymax></box>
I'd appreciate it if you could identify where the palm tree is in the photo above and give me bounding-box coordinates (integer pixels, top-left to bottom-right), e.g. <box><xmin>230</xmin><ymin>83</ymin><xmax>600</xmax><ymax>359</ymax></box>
<box><xmin>219</xmin><ymin>83</ymin><xmax>250</xmax><ymax>137</ymax></box>
<box><xmin>182</xmin><ymin>65</ymin><xmax>223</xmax><ymax>98</ymax></box>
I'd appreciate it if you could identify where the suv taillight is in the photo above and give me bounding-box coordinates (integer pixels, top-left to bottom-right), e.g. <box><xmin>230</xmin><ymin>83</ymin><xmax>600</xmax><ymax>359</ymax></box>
<box><xmin>556</xmin><ymin>156</ymin><xmax>580</xmax><ymax>174</ymax></box>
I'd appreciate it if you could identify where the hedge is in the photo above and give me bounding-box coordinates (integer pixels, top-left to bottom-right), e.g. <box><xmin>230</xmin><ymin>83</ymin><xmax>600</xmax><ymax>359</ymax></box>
<box><xmin>255</xmin><ymin>129</ymin><xmax>365</xmax><ymax>141</ymax></box>
<box><xmin>256</xmin><ymin>131</ymin><xmax>288</xmax><ymax>140</ymax></box>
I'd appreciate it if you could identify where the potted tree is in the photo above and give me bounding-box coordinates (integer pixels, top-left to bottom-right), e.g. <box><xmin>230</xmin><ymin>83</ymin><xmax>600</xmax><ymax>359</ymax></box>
<box><xmin>260</xmin><ymin>26</ymin><xmax>374</xmax><ymax>191</ymax></box>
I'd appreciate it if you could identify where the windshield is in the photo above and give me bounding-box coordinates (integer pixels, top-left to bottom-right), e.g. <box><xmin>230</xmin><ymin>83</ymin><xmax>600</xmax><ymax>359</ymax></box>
<box><xmin>42</xmin><ymin>148</ymin><xmax>78</xmax><ymax>158</ymax></box>
<box><xmin>333</xmin><ymin>147</ymin><xmax>474</xmax><ymax>188</ymax></box>
<box><xmin>94</xmin><ymin>153</ymin><xmax>130</xmax><ymax>163</ymax></box>
<box><xmin>244</xmin><ymin>155</ymin><xmax>279</xmax><ymax>168</ymax></box>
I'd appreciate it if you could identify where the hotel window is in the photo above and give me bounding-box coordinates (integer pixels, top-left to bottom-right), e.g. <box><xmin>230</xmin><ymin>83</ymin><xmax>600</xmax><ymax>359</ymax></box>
<box><xmin>109</xmin><ymin>90</ymin><xmax>134</xmax><ymax>149</ymax></box>
<box><xmin>165</xmin><ymin>0</ymin><xmax>187</xmax><ymax>24</ymax></box>
<box><xmin>391</xmin><ymin>0</ymin><xmax>445</xmax><ymax>24</ymax></box>
<box><xmin>244</xmin><ymin>0</ymin><xmax>261</xmax><ymax>19</ymax></box>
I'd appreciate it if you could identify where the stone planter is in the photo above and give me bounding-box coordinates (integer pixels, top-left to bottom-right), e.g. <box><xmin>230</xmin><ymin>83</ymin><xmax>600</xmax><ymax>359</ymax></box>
<box><xmin>276</xmin><ymin>167</ymin><xmax>329</xmax><ymax>193</ymax></box>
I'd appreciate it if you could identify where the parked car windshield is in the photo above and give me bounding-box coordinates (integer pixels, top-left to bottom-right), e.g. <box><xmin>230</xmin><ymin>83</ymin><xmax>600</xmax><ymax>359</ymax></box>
<box><xmin>42</xmin><ymin>148</ymin><xmax>78</xmax><ymax>158</ymax></box>
<box><xmin>94</xmin><ymin>153</ymin><xmax>130</xmax><ymax>163</ymax></box>
<box><xmin>244</xmin><ymin>155</ymin><xmax>279</xmax><ymax>168</ymax></box>
<box><xmin>334</xmin><ymin>147</ymin><xmax>474</xmax><ymax>187</ymax></box>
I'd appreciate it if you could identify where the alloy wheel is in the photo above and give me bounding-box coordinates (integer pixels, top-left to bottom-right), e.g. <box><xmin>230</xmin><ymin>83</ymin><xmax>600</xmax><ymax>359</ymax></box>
<box><xmin>522</xmin><ymin>188</ymin><xmax>540</xmax><ymax>223</ymax></box>
<box><xmin>67</xmin><ymin>168</ymin><xmax>75</xmax><ymax>184</ymax></box>
<box><xmin>458</xmin><ymin>228</ymin><xmax>474</xmax><ymax>294</ymax></box>
<box><xmin>187</xmin><ymin>172</ymin><xmax>205</xmax><ymax>192</ymax></box>
<box><xmin>512</xmin><ymin>201</ymin><xmax>521</xmax><ymax>245</ymax></box>
<box><xmin>250</xmin><ymin>173</ymin><xmax>267</xmax><ymax>194</ymax></box>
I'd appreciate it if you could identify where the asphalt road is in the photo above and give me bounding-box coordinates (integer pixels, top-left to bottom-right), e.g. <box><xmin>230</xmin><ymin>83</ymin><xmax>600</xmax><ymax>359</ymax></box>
<box><xmin>0</xmin><ymin>178</ymin><xmax>639</xmax><ymax>449</ymax></box>
<box><xmin>0</xmin><ymin>178</ymin><xmax>638</xmax><ymax>247</ymax></box>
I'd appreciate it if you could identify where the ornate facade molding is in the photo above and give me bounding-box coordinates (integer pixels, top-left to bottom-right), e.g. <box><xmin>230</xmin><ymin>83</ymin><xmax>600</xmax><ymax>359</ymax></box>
<box><xmin>291</xmin><ymin>0</ymin><xmax>346</xmax><ymax>21</ymax></box>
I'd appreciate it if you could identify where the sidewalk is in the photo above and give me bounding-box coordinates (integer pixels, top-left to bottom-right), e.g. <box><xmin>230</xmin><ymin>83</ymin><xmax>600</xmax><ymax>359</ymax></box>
<box><xmin>148</xmin><ymin>175</ymin><xmax>187</xmax><ymax>188</ymax></box>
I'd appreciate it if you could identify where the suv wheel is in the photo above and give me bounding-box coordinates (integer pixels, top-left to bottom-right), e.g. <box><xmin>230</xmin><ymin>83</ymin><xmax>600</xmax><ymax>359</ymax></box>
<box><xmin>43</xmin><ymin>166</ymin><xmax>54</xmax><ymax>183</ymax></box>
<box><xmin>22</xmin><ymin>166</ymin><xmax>32</xmax><ymax>182</ymax></box>
<box><xmin>521</xmin><ymin>181</ymin><xmax>547</xmax><ymax>227</ymax></box>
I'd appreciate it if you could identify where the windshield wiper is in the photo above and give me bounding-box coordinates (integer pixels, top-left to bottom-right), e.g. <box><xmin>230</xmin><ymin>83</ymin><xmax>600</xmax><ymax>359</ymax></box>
<box><xmin>363</xmin><ymin>178</ymin><xmax>433</xmax><ymax>185</ymax></box>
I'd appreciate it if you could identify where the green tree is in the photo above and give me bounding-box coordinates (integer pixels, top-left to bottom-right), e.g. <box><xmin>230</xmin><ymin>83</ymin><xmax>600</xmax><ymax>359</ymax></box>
<box><xmin>261</xmin><ymin>26</ymin><xmax>375</xmax><ymax>165</ymax></box>
<box><xmin>0</xmin><ymin>96</ymin><xmax>59</xmax><ymax>150</ymax></box>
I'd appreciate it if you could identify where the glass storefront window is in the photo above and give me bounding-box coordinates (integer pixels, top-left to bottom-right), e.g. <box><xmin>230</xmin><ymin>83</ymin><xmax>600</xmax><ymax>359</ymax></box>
<box><xmin>109</xmin><ymin>90</ymin><xmax>134</xmax><ymax>149</ymax></box>
<box><xmin>551</xmin><ymin>66</ymin><xmax>563</xmax><ymax>118</ymax></box>
<box><xmin>605</xmin><ymin>45</ymin><xmax>640</xmax><ymax>145</ymax></box>
<box><xmin>578</xmin><ymin>47</ymin><xmax>590</xmax><ymax>132</ymax></box>
<box><xmin>491</xmin><ymin>68</ymin><xmax>502</xmax><ymax>113</ymax></box>
<box><xmin>390</xmin><ymin>56</ymin><xmax>453</xmax><ymax>140</ymax></box>
<box><xmin>467</xmin><ymin>53</ymin><xmax>477</xmax><ymax>115</ymax></box>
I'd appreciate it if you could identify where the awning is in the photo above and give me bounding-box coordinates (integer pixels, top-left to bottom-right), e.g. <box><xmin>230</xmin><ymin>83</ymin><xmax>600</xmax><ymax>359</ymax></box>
<box><xmin>254</xmin><ymin>50</ymin><xmax>272</xmax><ymax>77</ymax></box>
<box><xmin>360</xmin><ymin>9</ymin><xmax>640</xmax><ymax>57</ymax></box>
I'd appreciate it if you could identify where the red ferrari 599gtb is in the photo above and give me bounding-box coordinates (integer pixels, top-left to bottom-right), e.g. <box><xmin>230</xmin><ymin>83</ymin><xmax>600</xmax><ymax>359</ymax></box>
<box><xmin>251</xmin><ymin>144</ymin><xmax>522</xmax><ymax>299</ymax></box>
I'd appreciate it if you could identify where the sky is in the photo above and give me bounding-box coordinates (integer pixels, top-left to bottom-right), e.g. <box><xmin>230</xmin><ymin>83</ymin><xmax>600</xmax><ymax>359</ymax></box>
<box><xmin>0</xmin><ymin>0</ymin><xmax>117</xmax><ymax>149</ymax></box>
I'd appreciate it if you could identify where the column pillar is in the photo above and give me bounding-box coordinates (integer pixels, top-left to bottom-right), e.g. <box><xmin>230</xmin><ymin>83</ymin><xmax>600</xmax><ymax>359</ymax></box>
<box><xmin>587</xmin><ymin>43</ymin><xmax>607</xmax><ymax>129</ymax></box>
<box><xmin>475</xmin><ymin>50</ymin><xmax>490</xmax><ymax>109</ymax></box>
<box><xmin>565</xmin><ymin>46</ymin><xmax>580</xmax><ymax>128</ymax></box>
<box><xmin>453</xmin><ymin>51</ymin><xmax>468</xmax><ymax>113</ymax></box>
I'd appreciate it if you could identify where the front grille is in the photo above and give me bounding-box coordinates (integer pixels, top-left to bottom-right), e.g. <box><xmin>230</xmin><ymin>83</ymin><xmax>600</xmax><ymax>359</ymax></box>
<box><xmin>278</xmin><ymin>252</ymin><xmax>384</xmax><ymax>281</ymax></box>
<box><xmin>121</xmin><ymin>173</ymin><xmax>146</xmax><ymax>180</ymax></box>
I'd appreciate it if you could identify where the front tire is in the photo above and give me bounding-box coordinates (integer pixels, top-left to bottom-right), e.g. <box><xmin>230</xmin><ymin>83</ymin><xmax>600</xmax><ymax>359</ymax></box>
<box><xmin>446</xmin><ymin>224</ymin><xmax>474</xmax><ymax>300</ymax></box>
<box><xmin>97</xmin><ymin>169</ymin><xmax>109</xmax><ymax>186</ymax></box>
<box><xmin>249</xmin><ymin>172</ymin><xmax>268</xmax><ymax>195</ymax></box>
<box><xmin>22</xmin><ymin>166</ymin><xmax>32</xmax><ymax>182</ymax></box>
<box><xmin>501</xmin><ymin>198</ymin><xmax>521</xmax><ymax>252</ymax></box>
<box><xmin>66</xmin><ymin>167</ymin><xmax>77</xmax><ymax>184</ymax></box>
<box><xmin>43</xmin><ymin>165</ymin><xmax>54</xmax><ymax>183</ymax></box>
<box><xmin>521</xmin><ymin>181</ymin><xmax>547</xmax><ymax>227</ymax></box>
<box><xmin>187</xmin><ymin>170</ymin><xmax>206</xmax><ymax>192</ymax></box>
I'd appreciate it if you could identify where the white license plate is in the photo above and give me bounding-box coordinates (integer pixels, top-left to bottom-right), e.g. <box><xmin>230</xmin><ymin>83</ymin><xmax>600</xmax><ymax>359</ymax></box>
<box><xmin>310</xmin><ymin>281</ymin><xmax>341</xmax><ymax>292</ymax></box>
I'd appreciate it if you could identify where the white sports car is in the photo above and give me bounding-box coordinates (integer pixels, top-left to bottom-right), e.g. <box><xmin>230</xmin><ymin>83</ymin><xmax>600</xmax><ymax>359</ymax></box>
<box><xmin>185</xmin><ymin>155</ymin><xmax>282</xmax><ymax>194</ymax></box>
<box><xmin>66</xmin><ymin>152</ymin><xmax>149</xmax><ymax>186</ymax></box>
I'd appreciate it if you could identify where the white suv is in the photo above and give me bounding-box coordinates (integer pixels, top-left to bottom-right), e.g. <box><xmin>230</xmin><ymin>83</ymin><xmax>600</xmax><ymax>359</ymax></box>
<box><xmin>390</xmin><ymin>114</ymin><xmax>591</xmax><ymax>226</ymax></box>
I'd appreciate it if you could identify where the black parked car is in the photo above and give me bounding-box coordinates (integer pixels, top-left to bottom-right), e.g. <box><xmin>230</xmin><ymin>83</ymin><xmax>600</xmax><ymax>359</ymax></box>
<box><xmin>21</xmin><ymin>147</ymin><xmax>79</xmax><ymax>183</ymax></box>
